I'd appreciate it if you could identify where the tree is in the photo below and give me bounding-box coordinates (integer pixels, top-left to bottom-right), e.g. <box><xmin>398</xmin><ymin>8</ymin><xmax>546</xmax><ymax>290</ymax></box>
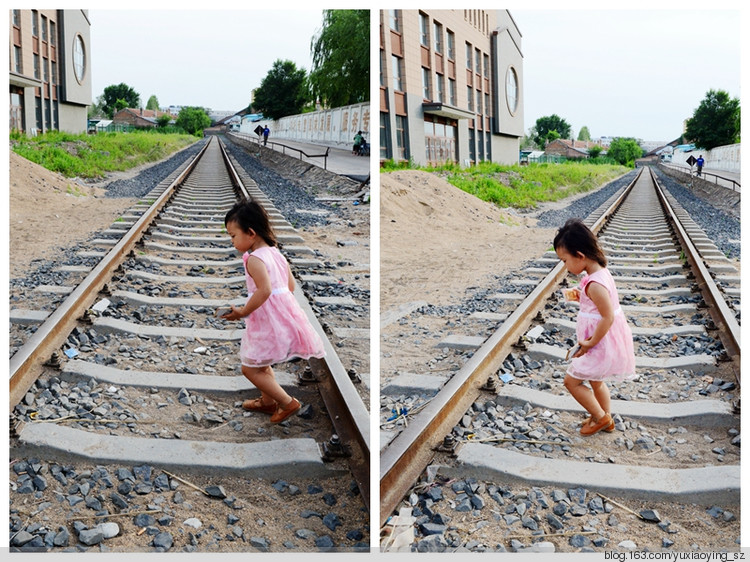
<box><xmin>146</xmin><ymin>95</ymin><xmax>160</xmax><ymax>111</ymax></box>
<box><xmin>156</xmin><ymin>114</ymin><xmax>172</xmax><ymax>128</ymax></box>
<box><xmin>685</xmin><ymin>89</ymin><xmax>740</xmax><ymax>150</ymax></box>
<box><xmin>587</xmin><ymin>145</ymin><xmax>603</xmax><ymax>159</ymax></box>
<box><xmin>102</xmin><ymin>83</ymin><xmax>140</xmax><ymax>118</ymax></box>
<box><xmin>309</xmin><ymin>10</ymin><xmax>369</xmax><ymax>108</ymax></box>
<box><xmin>253</xmin><ymin>60</ymin><xmax>310</xmax><ymax>120</ymax></box>
<box><xmin>607</xmin><ymin>137</ymin><xmax>643</xmax><ymax>166</ymax></box>
<box><xmin>176</xmin><ymin>106</ymin><xmax>210</xmax><ymax>136</ymax></box>
<box><xmin>578</xmin><ymin>126</ymin><xmax>591</xmax><ymax>141</ymax></box>
<box><xmin>532</xmin><ymin>114</ymin><xmax>571</xmax><ymax>148</ymax></box>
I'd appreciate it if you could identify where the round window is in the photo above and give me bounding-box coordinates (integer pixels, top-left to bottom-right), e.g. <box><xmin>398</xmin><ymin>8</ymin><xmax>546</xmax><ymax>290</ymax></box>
<box><xmin>505</xmin><ymin>66</ymin><xmax>518</xmax><ymax>115</ymax></box>
<box><xmin>73</xmin><ymin>34</ymin><xmax>86</xmax><ymax>83</ymax></box>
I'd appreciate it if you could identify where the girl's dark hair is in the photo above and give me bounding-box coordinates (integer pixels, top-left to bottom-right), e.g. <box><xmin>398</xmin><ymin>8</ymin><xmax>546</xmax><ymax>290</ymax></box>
<box><xmin>553</xmin><ymin>218</ymin><xmax>607</xmax><ymax>267</ymax></box>
<box><xmin>224</xmin><ymin>199</ymin><xmax>277</xmax><ymax>247</ymax></box>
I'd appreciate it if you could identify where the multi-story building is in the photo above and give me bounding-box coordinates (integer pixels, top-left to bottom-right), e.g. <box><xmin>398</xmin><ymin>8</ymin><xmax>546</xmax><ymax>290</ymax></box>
<box><xmin>380</xmin><ymin>9</ymin><xmax>523</xmax><ymax>167</ymax></box>
<box><xmin>9</xmin><ymin>9</ymin><xmax>91</xmax><ymax>135</ymax></box>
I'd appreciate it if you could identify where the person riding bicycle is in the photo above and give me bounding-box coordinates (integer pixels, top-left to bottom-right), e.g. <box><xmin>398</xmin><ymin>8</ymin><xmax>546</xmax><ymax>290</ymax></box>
<box><xmin>353</xmin><ymin>131</ymin><xmax>365</xmax><ymax>155</ymax></box>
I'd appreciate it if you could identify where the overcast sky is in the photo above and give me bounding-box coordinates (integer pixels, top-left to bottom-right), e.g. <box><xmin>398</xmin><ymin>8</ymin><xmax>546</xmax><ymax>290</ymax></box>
<box><xmin>89</xmin><ymin>9</ymin><xmax>326</xmax><ymax>113</ymax></box>
<box><xmin>512</xmin><ymin>8</ymin><xmax>742</xmax><ymax>142</ymax></box>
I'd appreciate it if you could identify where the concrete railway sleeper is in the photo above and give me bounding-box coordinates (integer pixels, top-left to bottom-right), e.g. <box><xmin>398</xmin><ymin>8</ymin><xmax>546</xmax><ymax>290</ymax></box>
<box><xmin>10</xmin><ymin>136</ymin><xmax>370</xmax><ymax>553</ymax></box>
<box><xmin>380</xmin><ymin>167</ymin><xmax>740</xmax><ymax>553</ymax></box>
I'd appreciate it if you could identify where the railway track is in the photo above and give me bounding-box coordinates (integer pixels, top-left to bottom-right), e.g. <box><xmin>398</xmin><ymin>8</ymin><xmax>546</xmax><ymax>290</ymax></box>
<box><xmin>9</xmin><ymin>136</ymin><xmax>370</xmax><ymax>552</ymax></box>
<box><xmin>380</xmin><ymin>167</ymin><xmax>740</xmax><ymax>552</ymax></box>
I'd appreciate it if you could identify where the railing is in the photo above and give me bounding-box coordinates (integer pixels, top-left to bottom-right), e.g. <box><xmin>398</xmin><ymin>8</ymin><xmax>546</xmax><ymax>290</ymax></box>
<box><xmin>230</xmin><ymin>132</ymin><xmax>330</xmax><ymax>170</ymax></box>
<box><xmin>659</xmin><ymin>161</ymin><xmax>740</xmax><ymax>193</ymax></box>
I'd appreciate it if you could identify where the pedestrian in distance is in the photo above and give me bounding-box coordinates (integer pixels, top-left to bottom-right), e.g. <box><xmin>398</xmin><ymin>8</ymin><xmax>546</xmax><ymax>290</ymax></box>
<box><xmin>696</xmin><ymin>154</ymin><xmax>705</xmax><ymax>176</ymax></box>
<box><xmin>554</xmin><ymin>218</ymin><xmax>636</xmax><ymax>435</ymax></box>
<box><xmin>262</xmin><ymin>125</ymin><xmax>270</xmax><ymax>146</ymax></box>
<box><xmin>221</xmin><ymin>199</ymin><xmax>325</xmax><ymax>423</ymax></box>
<box><xmin>353</xmin><ymin>130</ymin><xmax>364</xmax><ymax>155</ymax></box>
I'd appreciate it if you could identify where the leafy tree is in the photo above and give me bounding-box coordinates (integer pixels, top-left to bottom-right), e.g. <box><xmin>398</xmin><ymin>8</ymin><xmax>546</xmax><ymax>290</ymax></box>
<box><xmin>685</xmin><ymin>89</ymin><xmax>740</xmax><ymax>150</ymax></box>
<box><xmin>587</xmin><ymin>145</ymin><xmax>603</xmax><ymax>159</ymax></box>
<box><xmin>578</xmin><ymin>126</ymin><xmax>591</xmax><ymax>141</ymax></box>
<box><xmin>253</xmin><ymin>60</ymin><xmax>310</xmax><ymax>120</ymax></box>
<box><xmin>156</xmin><ymin>114</ymin><xmax>172</xmax><ymax>128</ymax></box>
<box><xmin>607</xmin><ymin>137</ymin><xmax>643</xmax><ymax>166</ymax></box>
<box><xmin>532</xmin><ymin>114</ymin><xmax>571</xmax><ymax>148</ymax></box>
<box><xmin>102</xmin><ymin>83</ymin><xmax>140</xmax><ymax>118</ymax></box>
<box><xmin>176</xmin><ymin>106</ymin><xmax>211</xmax><ymax>136</ymax></box>
<box><xmin>309</xmin><ymin>10</ymin><xmax>369</xmax><ymax>107</ymax></box>
<box><xmin>146</xmin><ymin>95</ymin><xmax>160</xmax><ymax>111</ymax></box>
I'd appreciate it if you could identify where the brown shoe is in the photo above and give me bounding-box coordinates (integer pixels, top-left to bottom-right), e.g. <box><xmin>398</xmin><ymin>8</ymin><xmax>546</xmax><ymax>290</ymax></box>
<box><xmin>580</xmin><ymin>413</ymin><xmax>613</xmax><ymax>436</ymax></box>
<box><xmin>584</xmin><ymin>414</ymin><xmax>615</xmax><ymax>433</ymax></box>
<box><xmin>242</xmin><ymin>397</ymin><xmax>277</xmax><ymax>414</ymax></box>
<box><xmin>270</xmin><ymin>398</ymin><xmax>301</xmax><ymax>423</ymax></box>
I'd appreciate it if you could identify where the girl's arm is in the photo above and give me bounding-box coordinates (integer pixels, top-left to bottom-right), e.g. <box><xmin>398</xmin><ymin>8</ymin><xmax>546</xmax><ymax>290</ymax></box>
<box><xmin>577</xmin><ymin>281</ymin><xmax>615</xmax><ymax>354</ymax></box>
<box><xmin>287</xmin><ymin>262</ymin><xmax>295</xmax><ymax>292</ymax></box>
<box><xmin>225</xmin><ymin>256</ymin><xmax>272</xmax><ymax>320</ymax></box>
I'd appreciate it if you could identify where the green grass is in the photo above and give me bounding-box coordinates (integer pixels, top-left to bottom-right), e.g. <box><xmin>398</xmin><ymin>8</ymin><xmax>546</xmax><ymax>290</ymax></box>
<box><xmin>10</xmin><ymin>130</ymin><xmax>196</xmax><ymax>179</ymax></box>
<box><xmin>384</xmin><ymin>160</ymin><xmax>630</xmax><ymax>210</ymax></box>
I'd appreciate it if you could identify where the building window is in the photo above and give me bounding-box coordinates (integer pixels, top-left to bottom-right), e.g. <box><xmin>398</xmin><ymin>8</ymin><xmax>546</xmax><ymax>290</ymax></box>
<box><xmin>419</xmin><ymin>13</ymin><xmax>429</xmax><ymax>47</ymax></box>
<box><xmin>449</xmin><ymin>79</ymin><xmax>456</xmax><ymax>106</ymax></box>
<box><xmin>73</xmin><ymin>34</ymin><xmax>87</xmax><ymax>83</ymax></box>
<box><xmin>33</xmin><ymin>54</ymin><xmax>40</xmax><ymax>79</ymax></box>
<box><xmin>467</xmin><ymin>86</ymin><xmax>473</xmax><ymax>111</ymax></box>
<box><xmin>41</xmin><ymin>15</ymin><xmax>48</xmax><ymax>42</ymax></box>
<box><xmin>486</xmin><ymin>132</ymin><xmax>492</xmax><ymax>161</ymax></box>
<box><xmin>469</xmin><ymin>128</ymin><xmax>476</xmax><ymax>163</ymax></box>
<box><xmin>380</xmin><ymin>112</ymin><xmax>389</xmax><ymax>159</ymax></box>
<box><xmin>392</xmin><ymin>56</ymin><xmax>403</xmax><ymax>91</ymax></box>
<box><xmin>446</xmin><ymin>30</ymin><xmax>455</xmax><ymax>60</ymax></box>
<box><xmin>506</xmin><ymin>66</ymin><xmax>519</xmax><ymax>114</ymax></box>
<box><xmin>422</xmin><ymin>67</ymin><xmax>431</xmax><ymax>100</ymax></box>
<box><xmin>477</xmin><ymin>90</ymin><xmax>482</xmax><ymax>115</ymax></box>
<box><xmin>433</xmin><ymin>22</ymin><xmax>442</xmax><ymax>54</ymax></box>
<box><xmin>484</xmin><ymin>54</ymin><xmax>490</xmax><ymax>77</ymax></box>
<box><xmin>13</xmin><ymin>9</ymin><xmax>21</xmax><ymax>27</ymax></box>
<box><xmin>51</xmin><ymin>61</ymin><xmax>57</xmax><ymax>85</ymax></box>
<box><xmin>475</xmin><ymin>48</ymin><xmax>481</xmax><ymax>74</ymax></box>
<box><xmin>388</xmin><ymin>10</ymin><xmax>400</xmax><ymax>32</ymax></box>
<box><xmin>14</xmin><ymin>45</ymin><xmax>23</xmax><ymax>74</ymax></box>
<box><xmin>32</xmin><ymin>10</ymin><xmax>39</xmax><ymax>37</ymax></box>
<box><xmin>435</xmin><ymin>75</ymin><xmax>444</xmax><ymax>103</ymax></box>
<box><xmin>466</xmin><ymin>42</ymin><xmax>472</xmax><ymax>69</ymax></box>
<box><xmin>50</xmin><ymin>21</ymin><xmax>56</xmax><ymax>46</ymax></box>
<box><xmin>395</xmin><ymin>115</ymin><xmax>409</xmax><ymax>161</ymax></box>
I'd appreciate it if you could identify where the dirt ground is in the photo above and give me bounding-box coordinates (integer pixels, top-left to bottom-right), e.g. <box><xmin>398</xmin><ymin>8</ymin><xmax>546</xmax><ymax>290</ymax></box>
<box><xmin>380</xmin><ymin>170</ymin><xmax>555</xmax><ymax>312</ymax></box>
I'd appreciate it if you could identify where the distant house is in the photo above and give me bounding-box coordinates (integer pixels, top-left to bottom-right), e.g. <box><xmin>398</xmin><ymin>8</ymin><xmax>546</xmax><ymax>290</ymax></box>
<box><xmin>112</xmin><ymin>107</ymin><xmax>174</xmax><ymax>128</ymax></box>
<box><xmin>544</xmin><ymin>139</ymin><xmax>607</xmax><ymax>159</ymax></box>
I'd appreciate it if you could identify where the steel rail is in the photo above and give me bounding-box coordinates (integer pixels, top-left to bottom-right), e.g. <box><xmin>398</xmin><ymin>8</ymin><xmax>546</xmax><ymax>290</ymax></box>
<box><xmin>9</xmin><ymin>139</ymin><xmax>212</xmax><ymax>408</ymax></box>
<box><xmin>649</xmin><ymin>167</ymin><xmax>741</xmax><ymax>384</ymax></box>
<box><xmin>218</xmin><ymin>138</ymin><xmax>371</xmax><ymax>510</ymax></box>
<box><xmin>378</xmin><ymin>169</ymin><xmax>642</xmax><ymax>527</ymax></box>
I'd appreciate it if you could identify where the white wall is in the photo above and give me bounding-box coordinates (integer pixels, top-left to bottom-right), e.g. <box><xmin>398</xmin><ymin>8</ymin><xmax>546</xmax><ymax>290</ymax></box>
<box><xmin>672</xmin><ymin>143</ymin><xmax>740</xmax><ymax>173</ymax></box>
<box><xmin>239</xmin><ymin>103</ymin><xmax>370</xmax><ymax>149</ymax></box>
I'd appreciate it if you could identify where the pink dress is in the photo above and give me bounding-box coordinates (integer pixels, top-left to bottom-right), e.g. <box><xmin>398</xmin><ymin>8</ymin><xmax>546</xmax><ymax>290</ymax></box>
<box><xmin>239</xmin><ymin>246</ymin><xmax>325</xmax><ymax>367</ymax></box>
<box><xmin>568</xmin><ymin>268</ymin><xmax>635</xmax><ymax>381</ymax></box>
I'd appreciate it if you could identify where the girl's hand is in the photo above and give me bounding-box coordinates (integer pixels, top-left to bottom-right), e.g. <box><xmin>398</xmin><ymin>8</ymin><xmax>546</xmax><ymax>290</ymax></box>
<box><xmin>576</xmin><ymin>339</ymin><xmax>594</xmax><ymax>357</ymax></box>
<box><xmin>223</xmin><ymin>305</ymin><xmax>245</xmax><ymax>321</ymax></box>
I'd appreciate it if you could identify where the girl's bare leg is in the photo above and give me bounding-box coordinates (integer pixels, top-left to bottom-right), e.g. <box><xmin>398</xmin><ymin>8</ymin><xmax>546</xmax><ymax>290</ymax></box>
<box><xmin>242</xmin><ymin>365</ymin><xmax>294</xmax><ymax>407</ymax></box>
<box><xmin>564</xmin><ymin>374</ymin><xmax>606</xmax><ymax>420</ymax></box>
<box><xmin>589</xmin><ymin>381</ymin><xmax>611</xmax><ymax>417</ymax></box>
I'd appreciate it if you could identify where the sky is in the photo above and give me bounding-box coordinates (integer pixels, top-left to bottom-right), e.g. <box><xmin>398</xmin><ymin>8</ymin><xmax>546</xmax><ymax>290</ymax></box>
<box><xmin>512</xmin><ymin>8</ymin><xmax>742</xmax><ymax>142</ymax></box>
<box><xmin>89</xmin><ymin>9</ymin><xmax>327</xmax><ymax>113</ymax></box>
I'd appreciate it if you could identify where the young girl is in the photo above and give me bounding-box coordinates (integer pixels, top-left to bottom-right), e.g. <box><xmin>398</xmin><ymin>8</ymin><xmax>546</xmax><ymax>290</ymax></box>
<box><xmin>553</xmin><ymin>218</ymin><xmax>635</xmax><ymax>435</ymax></box>
<box><xmin>222</xmin><ymin>199</ymin><xmax>325</xmax><ymax>423</ymax></box>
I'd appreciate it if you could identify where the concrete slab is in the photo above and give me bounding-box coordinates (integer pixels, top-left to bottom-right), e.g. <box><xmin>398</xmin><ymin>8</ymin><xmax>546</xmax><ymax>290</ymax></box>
<box><xmin>382</xmin><ymin>372</ymin><xmax>446</xmax><ymax>397</ymax></box>
<box><xmin>381</xmin><ymin>301</ymin><xmax>428</xmax><ymax>329</ymax></box>
<box><xmin>442</xmin><ymin>444</ymin><xmax>739</xmax><ymax>506</ymax></box>
<box><xmin>527</xmin><ymin>343</ymin><xmax>716</xmax><ymax>373</ymax></box>
<box><xmin>493</xmin><ymin>384</ymin><xmax>735</xmax><ymax>427</ymax></box>
<box><xmin>61</xmin><ymin>359</ymin><xmax>299</xmax><ymax>393</ymax></box>
<box><xmin>125</xmin><ymin>270</ymin><xmax>245</xmax><ymax>285</ymax></box>
<box><xmin>543</xmin><ymin>316</ymin><xmax>706</xmax><ymax>337</ymax></box>
<box><xmin>9</xmin><ymin>309</ymin><xmax>51</xmax><ymax>325</ymax></box>
<box><xmin>436</xmin><ymin>335</ymin><xmax>485</xmax><ymax>350</ymax></box>
<box><xmin>314</xmin><ymin>295</ymin><xmax>357</xmax><ymax>306</ymax></box>
<box><xmin>93</xmin><ymin>317</ymin><xmax>242</xmax><ymax>341</ymax></box>
<box><xmin>299</xmin><ymin>274</ymin><xmax>340</xmax><ymax>285</ymax></box>
<box><xmin>469</xmin><ymin>311</ymin><xmax>509</xmax><ymax>322</ymax></box>
<box><xmin>14</xmin><ymin>423</ymin><xmax>340</xmax><ymax>480</ymax></box>
<box><xmin>34</xmin><ymin>285</ymin><xmax>74</xmax><ymax>294</ymax></box>
<box><xmin>332</xmin><ymin>327</ymin><xmax>369</xmax><ymax>339</ymax></box>
<box><xmin>110</xmin><ymin>290</ymin><xmax>244</xmax><ymax>309</ymax></box>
